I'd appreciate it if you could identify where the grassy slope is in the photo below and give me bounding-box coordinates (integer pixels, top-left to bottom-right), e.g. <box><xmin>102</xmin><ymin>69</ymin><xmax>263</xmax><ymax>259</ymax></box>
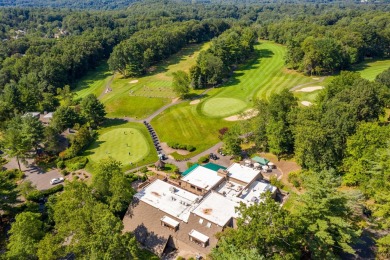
<box><xmin>353</xmin><ymin>59</ymin><xmax>390</xmax><ymax>81</ymax></box>
<box><xmin>151</xmin><ymin>102</ymin><xmax>234</xmax><ymax>155</ymax></box>
<box><xmin>200</xmin><ymin>41</ymin><xmax>317</xmax><ymax>117</ymax></box>
<box><xmin>74</xmin><ymin>42</ymin><xmax>210</xmax><ymax>119</ymax></box>
<box><xmin>73</xmin><ymin>62</ymin><xmax>113</xmax><ymax>99</ymax></box>
<box><xmin>84</xmin><ymin>121</ymin><xmax>157</xmax><ymax>172</ymax></box>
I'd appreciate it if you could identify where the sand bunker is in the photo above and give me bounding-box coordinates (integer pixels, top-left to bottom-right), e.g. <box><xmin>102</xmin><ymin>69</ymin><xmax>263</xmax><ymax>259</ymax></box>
<box><xmin>301</xmin><ymin>101</ymin><xmax>313</xmax><ymax>107</ymax></box>
<box><xmin>129</xmin><ymin>80</ymin><xmax>139</xmax><ymax>84</ymax></box>
<box><xmin>312</xmin><ymin>77</ymin><xmax>320</xmax><ymax>80</ymax></box>
<box><xmin>190</xmin><ymin>99</ymin><xmax>201</xmax><ymax>105</ymax></box>
<box><xmin>224</xmin><ymin>109</ymin><xmax>259</xmax><ymax>121</ymax></box>
<box><xmin>296</xmin><ymin>86</ymin><xmax>324</xmax><ymax>92</ymax></box>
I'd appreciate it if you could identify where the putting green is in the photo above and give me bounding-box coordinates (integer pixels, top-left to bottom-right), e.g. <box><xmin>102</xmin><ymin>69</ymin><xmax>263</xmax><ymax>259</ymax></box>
<box><xmin>201</xmin><ymin>98</ymin><xmax>247</xmax><ymax>117</ymax></box>
<box><xmin>87</xmin><ymin>128</ymin><xmax>149</xmax><ymax>165</ymax></box>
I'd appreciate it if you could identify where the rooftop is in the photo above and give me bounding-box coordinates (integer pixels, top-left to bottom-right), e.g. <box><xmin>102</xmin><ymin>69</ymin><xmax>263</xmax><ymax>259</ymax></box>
<box><xmin>226</xmin><ymin>163</ymin><xmax>261</xmax><ymax>184</ymax></box>
<box><xmin>181</xmin><ymin>165</ymin><xmax>224</xmax><ymax>191</ymax></box>
<box><xmin>192</xmin><ymin>192</ymin><xmax>239</xmax><ymax>226</ymax></box>
<box><xmin>216</xmin><ymin>180</ymin><xmax>244</xmax><ymax>198</ymax></box>
<box><xmin>239</xmin><ymin>181</ymin><xmax>278</xmax><ymax>205</ymax></box>
<box><xmin>202</xmin><ymin>163</ymin><xmax>227</xmax><ymax>172</ymax></box>
<box><xmin>251</xmin><ymin>156</ymin><xmax>270</xmax><ymax>165</ymax></box>
<box><xmin>135</xmin><ymin>179</ymin><xmax>200</xmax><ymax>222</ymax></box>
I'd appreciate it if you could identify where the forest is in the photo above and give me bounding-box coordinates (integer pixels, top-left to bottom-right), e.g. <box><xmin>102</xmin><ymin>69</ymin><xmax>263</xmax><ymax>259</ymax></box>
<box><xmin>0</xmin><ymin>1</ymin><xmax>390</xmax><ymax>259</ymax></box>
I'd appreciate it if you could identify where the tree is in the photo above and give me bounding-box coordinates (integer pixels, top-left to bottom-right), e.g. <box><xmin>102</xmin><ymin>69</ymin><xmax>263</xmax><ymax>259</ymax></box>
<box><xmin>1</xmin><ymin>116</ymin><xmax>33</xmax><ymax>171</ymax></box>
<box><xmin>21</xmin><ymin>114</ymin><xmax>44</xmax><ymax>152</ymax></box>
<box><xmin>223</xmin><ymin>127</ymin><xmax>242</xmax><ymax>156</ymax></box>
<box><xmin>6</xmin><ymin>212</ymin><xmax>44</xmax><ymax>259</ymax></box>
<box><xmin>92</xmin><ymin>158</ymin><xmax>134</xmax><ymax>214</ymax></box>
<box><xmin>297</xmin><ymin>170</ymin><xmax>361</xmax><ymax>258</ymax></box>
<box><xmin>63</xmin><ymin>125</ymin><xmax>94</xmax><ymax>158</ymax></box>
<box><xmin>51</xmin><ymin>106</ymin><xmax>79</xmax><ymax>132</ymax></box>
<box><xmin>56</xmin><ymin>85</ymin><xmax>75</xmax><ymax>106</ymax></box>
<box><xmin>43</xmin><ymin>126</ymin><xmax>63</xmax><ymax>154</ymax></box>
<box><xmin>212</xmin><ymin>192</ymin><xmax>302</xmax><ymax>259</ymax></box>
<box><xmin>37</xmin><ymin>181</ymin><xmax>141</xmax><ymax>259</ymax></box>
<box><xmin>80</xmin><ymin>94</ymin><xmax>106</xmax><ymax>128</ymax></box>
<box><xmin>375</xmin><ymin>67</ymin><xmax>390</xmax><ymax>88</ymax></box>
<box><xmin>0</xmin><ymin>173</ymin><xmax>18</xmax><ymax>221</ymax></box>
<box><xmin>172</xmin><ymin>70</ymin><xmax>190</xmax><ymax>98</ymax></box>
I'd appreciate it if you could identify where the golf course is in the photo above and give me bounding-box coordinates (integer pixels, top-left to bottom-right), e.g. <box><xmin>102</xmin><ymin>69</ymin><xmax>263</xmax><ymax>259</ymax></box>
<box><xmin>84</xmin><ymin>121</ymin><xmax>157</xmax><ymax>171</ymax></box>
<box><xmin>75</xmin><ymin>40</ymin><xmax>390</xmax><ymax>164</ymax></box>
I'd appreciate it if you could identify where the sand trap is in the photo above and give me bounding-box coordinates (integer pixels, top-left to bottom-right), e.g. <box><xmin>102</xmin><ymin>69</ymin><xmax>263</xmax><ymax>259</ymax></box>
<box><xmin>190</xmin><ymin>99</ymin><xmax>200</xmax><ymax>105</ymax></box>
<box><xmin>301</xmin><ymin>101</ymin><xmax>313</xmax><ymax>106</ymax></box>
<box><xmin>224</xmin><ymin>109</ymin><xmax>259</xmax><ymax>121</ymax></box>
<box><xmin>296</xmin><ymin>86</ymin><xmax>324</xmax><ymax>92</ymax></box>
<box><xmin>312</xmin><ymin>77</ymin><xmax>320</xmax><ymax>80</ymax></box>
<box><xmin>129</xmin><ymin>80</ymin><xmax>139</xmax><ymax>84</ymax></box>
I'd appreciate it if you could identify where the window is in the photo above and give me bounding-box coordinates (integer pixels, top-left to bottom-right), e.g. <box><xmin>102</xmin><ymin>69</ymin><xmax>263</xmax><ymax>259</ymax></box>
<box><xmin>197</xmin><ymin>187</ymin><xmax>202</xmax><ymax>192</ymax></box>
<box><xmin>206</xmin><ymin>222</ymin><xmax>212</xmax><ymax>228</ymax></box>
<box><xmin>199</xmin><ymin>218</ymin><xmax>204</xmax><ymax>224</ymax></box>
<box><xmin>190</xmin><ymin>185</ymin><xmax>196</xmax><ymax>189</ymax></box>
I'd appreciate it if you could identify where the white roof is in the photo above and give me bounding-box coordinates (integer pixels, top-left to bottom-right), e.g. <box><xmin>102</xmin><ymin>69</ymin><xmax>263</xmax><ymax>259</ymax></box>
<box><xmin>216</xmin><ymin>181</ymin><xmax>244</xmax><ymax>198</ymax></box>
<box><xmin>192</xmin><ymin>192</ymin><xmax>239</xmax><ymax>226</ymax></box>
<box><xmin>161</xmin><ymin>215</ymin><xmax>179</xmax><ymax>228</ymax></box>
<box><xmin>135</xmin><ymin>179</ymin><xmax>200</xmax><ymax>222</ymax></box>
<box><xmin>189</xmin><ymin>229</ymin><xmax>209</xmax><ymax>243</ymax></box>
<box><xmin>239</xmin><ymin>181</ymin><xmax>277</xmax><ymax>205</ymax></box>
<box><xmin>226</xmin><ymin>163</ymin><xmax>261</xmax><ymax>184</ymax></box>
<box><xmin>181</xmin><ymin>165</ymin><xmax>223</xmax><ymax>190</ymax></box>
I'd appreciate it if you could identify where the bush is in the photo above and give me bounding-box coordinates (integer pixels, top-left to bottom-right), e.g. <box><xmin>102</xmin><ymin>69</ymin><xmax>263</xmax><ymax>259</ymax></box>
<box><xmin>197</xmin><ymin>156</ymin><xmax>209</xmax><ymax>164</ymax></box>
<box><xmin>288</xmin><ymin>170</ymin><xmax>302</xmax><ymax>188</ymax></box>
<box><xmin>167</xmin><ymin>142</ymin><xmax>196</xmax><ymax>152</ymax></box>
<box><xmin>64</xmin><ymin>156</ymin><xmax>88</xmax><ymax>171</ymax></box>
<box><xmin>140</xmin><ymin>166</ymin><xmax>148</xmax><ymax>173</ymax></box>
<box><xmin>61</xmin><ymin>169</ymin><xmax>69</xmax><ymax>176</ymax></box>
<box><xmin>57</xmin><ymin>160</ymin><xmax>66</xmax><ymax>169</ymax></box>
<box><xmin>26</xmin><ymin>184</ymin><xmax>64</xmax><ymax>202</ymax></box>
<box><xmin>270</xmin><ymin>177</ymin><xmax>284</xmax><ymax>190</ymax></box>
<box><xmin>0</xmin><ymin>157</ymin><xmax>8</xmax><ymax>165</ymax></box>
<box><xmin>186</xmin><ymin>145</ymin><xmax>196</xmax><ymax>152</ymax></box>
<box><xmin>186</xmin><ymin>162</ymin><xmax>194</xmax><ymax>168</ymax></box>
<box><xmin>176</xmin><ymin>257</ymin><xmax>185</xmax><ymax>260</ymax></box>
<box><xmin>0</xmin><ymin>169</ymin><xmax>24</xmax><ymax>181</ymax></box>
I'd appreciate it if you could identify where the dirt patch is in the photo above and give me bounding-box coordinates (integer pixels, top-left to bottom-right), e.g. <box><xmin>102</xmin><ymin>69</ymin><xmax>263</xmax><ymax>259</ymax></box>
<box><xmin>129</xmin><ymin>80</ymin><xmax>138</xmax><ymax>84</ymax></box>
<box><xmin>296</xmin><ymin>86</ymin><xmax>324</xmax><ymax>92</ymax></box>
<box><xmin>301</xmin><ymin>101</ymin><xmax>312</xmax><ymax>106</ymax></box>
<box><xmin>172</xmin><ymin>97</ymin><xmax>180</xmax><ymax>103</ymax></box>
<box><xmin>224</xmin><ymin>109</ymin><xmax>258</xmax><ymax>121</ymax></box>
<box><xmin>190</xmin><ymin>99</ymin><xmax>200</xmax><ymax>105</ymax></box>
<box><xmin>161</xmin><ymin>142</ymin><xmax>190</xmax><ymax>155</ymax></box>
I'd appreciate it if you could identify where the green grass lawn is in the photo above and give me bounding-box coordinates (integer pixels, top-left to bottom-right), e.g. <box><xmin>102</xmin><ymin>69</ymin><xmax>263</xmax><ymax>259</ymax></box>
<box><xmin>352</xmin><ymin>58</ymin><xmax>390</xmax><ymax>81</ymax></box>
<box><xmin>74</xmin><ymin>42</ymin><xmax>210</xmax><ymax>119</ymax></box>
<box><xmin>200</xmin><ymin>41</ymin><xmax>318</xmax><ymax>118</ymax></box>
<box><xmin>73</xmin><ymin>62</ymin><xmax>113</xmax><ymax>99</ymax></box>
<box><xmin>151</xmin><ymin>102</ymin><xmax>234</xmax><ymax>156</ymax></box>
<box><xmin>84</xmin><ymin>121</ymin><xmax>157</xmax><ymax>172</ymax></box>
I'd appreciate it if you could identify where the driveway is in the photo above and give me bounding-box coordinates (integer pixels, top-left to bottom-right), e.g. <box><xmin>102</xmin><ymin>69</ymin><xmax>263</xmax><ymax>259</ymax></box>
<box><xmin>3</xmin><ymin>158</ymin><xmax>62</xmax><ymax>191</ymax></box>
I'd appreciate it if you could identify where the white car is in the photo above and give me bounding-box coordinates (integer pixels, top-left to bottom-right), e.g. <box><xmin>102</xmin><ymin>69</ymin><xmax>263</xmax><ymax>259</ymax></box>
<box><xmin>50</xmin><ymin>177</ymin><xmax>64</xmax><ymax>185</ymax></box>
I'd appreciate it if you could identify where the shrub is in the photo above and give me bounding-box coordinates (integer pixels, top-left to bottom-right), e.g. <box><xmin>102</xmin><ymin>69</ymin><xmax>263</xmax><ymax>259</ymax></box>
<box><xmin>197</xmin><ymin>156</ymin><xmax>209</xmax><ymax>164</ymax></box>
<box><xmin>176</xmin><ymin>257</ymin><xmax>185</xmax><ymax>260</ymax></box>
<box><xmin>61</xmin><ymin>169</ymin><xmax>69</xmax><ymax>176</ymax></box>
<box><xmin>186</xmin><ymin>162</ymin><xmax>194</xmax><ymax>168</ymax></box>
<box><xmin>140</xmin><ymin>166</ymin><xmax>148</xmax><ymax>173</ymax></box>
<box><xmin>186</xmin><ymin>145</ymin><xmax>196</xmax><ymax>152</ymax></box>
<box><xmin>57</xmin><ymin>160</ymin><xmax>66</xmax><ymax>169</ymax></box>
<box><xmin>26</xmin><ymin>184</ymin><xmax>64</xmax><ymax>202</ymax></box>
<box><xmin>288</xmin><ymin>170</ymin><xmax>302</xmax><ymax>188</ymax></box>
<box><xmin>0</xmin><ymin>157</ymin><xmax>8</xmax><ymax>165</ymax></box>
<box><xmin>74</xmin><ymin>176</ymin><xmax>79</xmax><ymax>180</ymax></box>
<box><xmin>0</xmin><ymin>169</ymin><xmax>24</xmax><ymax>181</ymax></box>
<box><xmin>270</xmin><ymin>177</ymin><xmax>284</xmax><ymax>190</ymax></box>
<box><xmin>64</xmin><ymin>156</ymin><xmax>88</xmax><ymax>171</ymax></box>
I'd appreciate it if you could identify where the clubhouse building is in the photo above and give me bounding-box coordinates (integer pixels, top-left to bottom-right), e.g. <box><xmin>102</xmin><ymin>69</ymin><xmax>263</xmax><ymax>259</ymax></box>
<box><xmin>122</xmin><ymin>163</ymin><xmax>278</xmax><ymax>257</ymax></box>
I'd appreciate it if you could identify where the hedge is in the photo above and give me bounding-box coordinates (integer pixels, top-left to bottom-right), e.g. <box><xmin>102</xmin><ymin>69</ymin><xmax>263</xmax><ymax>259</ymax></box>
<box><xmin>167</xmin><ymin>142</ymin><xmax>196</xmax><ymax>152</ymax></box>
<box><xmin>64</xmin><ymin>156</ymin><xmax>88</xmax><ymax>171</ymax></box>
<box><xmin>26</xmin><ymin>184</ymin><xmax>64</xmax><ymax>202</ymax></box>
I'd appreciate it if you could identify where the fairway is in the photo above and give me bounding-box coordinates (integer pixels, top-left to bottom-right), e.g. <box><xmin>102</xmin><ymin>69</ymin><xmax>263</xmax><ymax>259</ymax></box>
<box><xmin>352</xmin><ymin>59</ymin><xmax>390</xmax><ymax>81</ymax></box>
<box><xmin>73</xmin><ymin>62</ymin><xmax>113</xmax><ymax>99</ymax></box>
<box><xmin>151</xmin><ymin>102</ymin><xmax>234</xmax><ymax>156</ymax></box>
<box><xmin>200</xmin><ymin>41</ymin><xmax>317</xmax><ymax>118</ymax></box>
<box><xmin>84</xmin><ymin>122</ymin><xmax>157</xmax><ymax>171</ymax></box>
<box><xmin>74</xmin><ymin>42</ymin><xmax>210</xmax><ymax>119</ymax></box>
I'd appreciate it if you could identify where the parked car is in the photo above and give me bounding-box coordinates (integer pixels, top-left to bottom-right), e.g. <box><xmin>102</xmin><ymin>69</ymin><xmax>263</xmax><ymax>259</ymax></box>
<box><xmin>209</xmin><ymin>153</ymin><xmax>218</xmax><ymax>160</ymax></box>
<box><xmin>50</xmin><ymin>177</ymin><xmax>64</xmax><ymax>185</ymax></box>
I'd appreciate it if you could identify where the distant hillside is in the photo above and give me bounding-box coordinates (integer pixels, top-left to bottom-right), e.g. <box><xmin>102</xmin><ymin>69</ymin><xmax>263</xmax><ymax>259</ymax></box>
<box><xmin>0</xmin><ymin>0</ymin><xmax>139</xmax><ymax>10</ymax></box>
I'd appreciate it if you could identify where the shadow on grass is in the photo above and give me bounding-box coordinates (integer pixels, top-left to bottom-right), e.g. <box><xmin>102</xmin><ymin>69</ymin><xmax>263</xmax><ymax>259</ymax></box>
<box><xmin>101</xmin><ymin>118</ymin><xmax>129</xmax><ymax>128</ymax></box>
<box><xmin>73</xmin><ymin>62</ymin><xmax>112</xmax><ymax>92</ymax></box>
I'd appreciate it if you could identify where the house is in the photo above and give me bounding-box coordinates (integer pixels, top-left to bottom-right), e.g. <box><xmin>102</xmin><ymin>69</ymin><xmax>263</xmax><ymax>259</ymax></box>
<box><xmin>24</xmin><ymin>112</ymin><xmax>54</xmax><ymax>126</ymax></box>
<box><xmin>123</xmin><ymin>162</ymin><xmax>278</xmax><ymax>258</ymax></box>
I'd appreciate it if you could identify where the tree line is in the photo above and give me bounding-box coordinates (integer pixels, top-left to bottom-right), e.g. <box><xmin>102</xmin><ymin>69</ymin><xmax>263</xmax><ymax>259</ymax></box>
<box><xmin>108</xmin><ymin>20</ymin><xmax>229</xmax><ymax>77</ymax></box>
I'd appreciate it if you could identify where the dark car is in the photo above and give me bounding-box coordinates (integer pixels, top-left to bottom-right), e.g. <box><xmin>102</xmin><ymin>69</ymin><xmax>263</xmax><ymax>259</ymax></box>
<box><xmin>209</xmin><ymin>153</ymin><xmax>218</xmax><ymax>160</ymax></box>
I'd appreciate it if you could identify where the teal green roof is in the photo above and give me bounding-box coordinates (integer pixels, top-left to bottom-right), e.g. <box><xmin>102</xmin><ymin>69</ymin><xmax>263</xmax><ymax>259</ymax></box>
<box><xmin>203</xmin><ymin>163</ymin><xmax>227</xmax><ymax>172</ymax></box>
<box><xmin>251</xmin><ymin>156</ymin><xmax>270</xmax><ymax>165</ymax></box>
<box><xmin>181</xmin><ymin>163</ymin><xmax>199</xmax><ymax>176</ymax></box>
